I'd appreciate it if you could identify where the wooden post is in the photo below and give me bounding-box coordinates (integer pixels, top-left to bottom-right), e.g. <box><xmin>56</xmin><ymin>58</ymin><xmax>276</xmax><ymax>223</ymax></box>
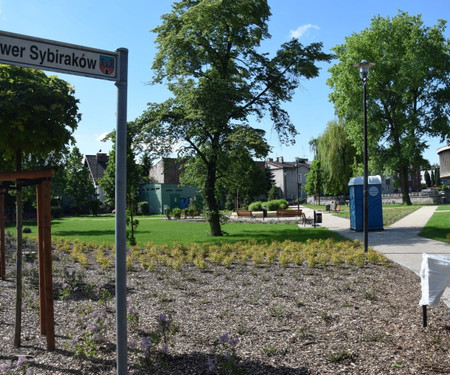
<box><xmin>41</xmin><ymin>180</ymin><xmax>55</xmax><ymax>350</ymax></box>
<box><xmin>0</xmin><ymin>189</ymin><xmax>5</xmax><ymax>280</ymax></box>
<box><xmin>36</xmin><ymin>183</ymin><xmax>47</xmax><ymax>335</ymax></box>
<box><xmin>0</xmin><ymin>170</ymin><xmax>55</xmax><ymax>350</ymax></box>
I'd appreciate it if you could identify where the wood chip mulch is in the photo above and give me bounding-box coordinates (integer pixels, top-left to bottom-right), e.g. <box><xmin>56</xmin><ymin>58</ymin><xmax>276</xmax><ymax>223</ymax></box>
<box><xmin>1</xmin><ymin>238</ymin><xmax>449</xmax><ymax>374</ymax></box>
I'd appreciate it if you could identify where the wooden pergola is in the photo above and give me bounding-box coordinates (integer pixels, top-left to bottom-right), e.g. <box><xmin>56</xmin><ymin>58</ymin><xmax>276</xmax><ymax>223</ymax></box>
<box><xmin>0</xmin><ymin>169</ymin><xmax>55</xmax><ymax>350</ymax></box>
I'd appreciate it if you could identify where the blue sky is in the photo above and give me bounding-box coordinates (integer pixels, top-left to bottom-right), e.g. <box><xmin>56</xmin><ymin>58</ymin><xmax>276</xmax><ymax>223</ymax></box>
<box><xmin>1</xmin><ymin>0</ymin><xmax>448</xmax><ymax>165</ymax></box>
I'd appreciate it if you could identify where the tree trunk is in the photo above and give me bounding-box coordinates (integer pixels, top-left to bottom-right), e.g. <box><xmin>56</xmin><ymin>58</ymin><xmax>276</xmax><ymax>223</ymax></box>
<box><xmin>208</xmin><ymin>209</ymin><xmax>222</xmax><ymax>237</ymax></box>
<box><xmin>205</xmin><ymin>161</ymin><xmax>222</xmax><ymax>237</ymax></box>
<box><xmin>399</xmin><ymin>165</ymin><xmax>412</xmax><ymax>205</ymax></box>
<box><xmin>14</xmin><ymin>151</ymin><xmax>23</xmax><ymax>348</ymax></box>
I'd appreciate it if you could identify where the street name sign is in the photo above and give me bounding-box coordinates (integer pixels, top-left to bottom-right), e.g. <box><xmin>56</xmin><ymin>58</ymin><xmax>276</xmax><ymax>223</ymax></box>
<box><xmin>0</xmin><ymin>30</ymin><xmax>118</xmax><ymax>81</ymax></box>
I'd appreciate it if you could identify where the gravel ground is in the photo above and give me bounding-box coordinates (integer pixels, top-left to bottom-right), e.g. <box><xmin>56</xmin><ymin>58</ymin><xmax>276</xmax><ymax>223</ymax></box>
<box><xmin>1</xmin><ymin>236</ymin><xmax>450</xmax><ymax>374</ymax></box>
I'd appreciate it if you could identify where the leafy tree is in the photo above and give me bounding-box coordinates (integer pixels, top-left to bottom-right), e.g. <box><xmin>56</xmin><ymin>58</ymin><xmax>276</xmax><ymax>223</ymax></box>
<box><xmin>217</xmin><ymin>154</ymin><xmax>267</xmax><ymax>209</ymax></box>
<box><xmin>264</xmin><ymin>166</ymin><xmax>276</xmax><ymax>195</ymax></box>
<box><xmin>431</xmin><ymin>169</ymin><xmax>436</xmax><ymax>187</ymax></box>
<box><xmin>435</xmin><ymin>167</ymin><xmax>441</xmax><ymax>186</ymax></box>
<box><xmin>12</xmin><ymin>150</ymin><xmax>70</xmax><ymax>213</ymax></box>
<box><xmin>267</xmin><ymin>185</ymin><xmax>279</xmax><ymax>201</ymax></box>
<box><xmin>305</xmin><ymin>159</ymin><xmax>323</xmax><ymax>204</ymax></box>
<box><xmin>99</xmin><ymin>122</ymin><xmax>142</xmax><ymax>245</ymax></box>
<box><xmin>328</xmin><ymin>11</ymin><xmax>450</xmax><ymax>205</ymax></box>
<box><xmin>140</xmin><ymin>153</ymin><xmax>154</xmax><ymax>183</ymax></box>
<box><xmin>0</xmin><ymin>65</ymin><xmax>80</xmax><ymax>347</ymax></box>
<box><xmin>312</xmin><ymin>119</ymin><xmax>358</xmax><ymax>195</ymax></box>
<box><xmin>424</xmin><ymin>170</ymin><xmax>432</xmax><ymax>187</ymax></box>
<box><xmin>65</xmin><ymin>147</ymin><xmax>97</xmax><ymax>215</ymax></box>
<box><xmin>138</xmin><ymin>0</ymin><xmax>332</xmax><ymax>236</ymax></box>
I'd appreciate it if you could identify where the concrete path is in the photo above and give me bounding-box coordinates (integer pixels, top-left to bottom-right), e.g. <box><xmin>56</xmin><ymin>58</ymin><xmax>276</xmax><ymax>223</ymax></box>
<box><xmin>301</xmin><ymin>206</ymin><xmax>450</xmax><ymax>307</ymax></box>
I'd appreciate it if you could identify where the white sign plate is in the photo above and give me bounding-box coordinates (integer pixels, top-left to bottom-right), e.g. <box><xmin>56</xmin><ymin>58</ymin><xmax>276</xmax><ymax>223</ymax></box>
<box><xmin>0</xmin><ymin>31</ymin><xmax>118</xmax><ymax>81</ymax></box>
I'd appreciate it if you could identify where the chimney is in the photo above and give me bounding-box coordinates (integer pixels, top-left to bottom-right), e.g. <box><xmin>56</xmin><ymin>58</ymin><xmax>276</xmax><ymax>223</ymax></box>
<box><xmin>277</xmin><ymin>156</ymin><xmax>284</xmax><ymax>163</ymax></box>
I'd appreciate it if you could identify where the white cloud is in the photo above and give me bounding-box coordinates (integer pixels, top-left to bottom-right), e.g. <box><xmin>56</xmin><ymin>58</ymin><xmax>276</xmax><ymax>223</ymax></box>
<box><xmin>290</xmin><ymin>24</ymin><xmax>320</xmax><ymax>39</ymax></box>
<box><xmin>96</xmin><ymin>132</ymin><xmax>110</xmax><ymax>142</ymax></box>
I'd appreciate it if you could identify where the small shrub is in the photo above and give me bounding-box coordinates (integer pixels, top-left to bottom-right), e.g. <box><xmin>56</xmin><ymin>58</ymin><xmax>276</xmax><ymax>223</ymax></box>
<box><xmin>137</xmin><ymin>313</ymin><xmax>178</xmax><ymax>369</ymax></box>
<box><xmin>165</xmin><ymin>207</ymin><xmax>172</xmax><ymax>220</ymax></box>
<box><xmin>248</xmin><ymin>201</ymin><xmax>263</xmax><ymax>211</ymax></box>
<box><xmin>138</xmin><ymin>201</ymin><xmax>149</xmax><ymax>215</ymax></box>
<box><xmin>72</xmin><ymin>308</ymin><xmax>108</xmax><ymax>359</ymax></box>
<box><xmin>265</xmin><ymin>199</ymin><xmax>288</xmax><ymax>211</ymax></box>
<box><xmin>172</xmin><ymin>208</ymin><xmax>181</xmax><ymax>220</ymax></box>
<box><xmin>88</xmin><ymin>198</ymin><xmax>102</xmax><ymax>216</ymax></box>
<box><xmin>208</xmin><ymin>333</ymin><xmax>243</xmax><ymax>374</ymax></box>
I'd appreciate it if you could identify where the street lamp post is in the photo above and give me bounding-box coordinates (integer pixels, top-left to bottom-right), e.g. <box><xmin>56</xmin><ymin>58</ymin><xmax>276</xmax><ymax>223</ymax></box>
<box><xmin>353</xmin><ymin>60</ymin><xmax>375</xmax><ymax>253</ymax></box>
<box><xmin>296</xmin><ymin>163</ymin><xmax>300</xmax><ymax>211</ymax></box>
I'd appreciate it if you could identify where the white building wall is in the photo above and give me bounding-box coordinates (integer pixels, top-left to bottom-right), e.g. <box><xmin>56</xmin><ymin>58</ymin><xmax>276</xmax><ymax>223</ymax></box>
<box><xmin>271</xmin><ymin>168</ymin><xmax>285</xmax><ymax>198</ymax></box>
<box><xmin>148</xmin><ymin>159</ymin><xmax>165</xmax><ymax>183</ymax></box>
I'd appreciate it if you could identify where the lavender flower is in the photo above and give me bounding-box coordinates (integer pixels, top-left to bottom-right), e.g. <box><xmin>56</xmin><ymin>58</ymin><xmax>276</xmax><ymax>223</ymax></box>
<box><xmin>17</xmin><ymin>355</ymin><xmax>27</xmax><ymax>367</ymax></box>
<box><xmin>207</xmin><ymin>356</ymin><xmax>217</xmax><ymax>371</ymax></box>
<box><xmin>128</xmin><ymin>305</ymin><xmax>138</xmax><ymax>315</ymax></box>
<box><xmin>128</xmin><ymin>339</ymin><xmax>137</xmax><ymax>349</ymax></box>
<box><xmin>157</xmin><ymin>313</ymin><xmax>171</xmax><ymax>331</ymax></box>
<box><xmin>0</xmin><ymin>362</ymin><xmax>11</xmax><ymax>373</ymax></box>
<box><xmin>161</xmin><ymin>344</ymin><xmax>169</xmax><ymax>354</ymax></box>
<box><xmin>87</xmin><ymin>322</ymin><xmax>100</xmax><ymax>332</ymax></box>
<box><xmin>140</xmin><ymin>337</ymin><xmax>153</xmax><ymax>356</ymax></box>
<box><xmin>218</xmin><ymin>333</ymin><xmax>229</xmax><ymax>344</ymax></box>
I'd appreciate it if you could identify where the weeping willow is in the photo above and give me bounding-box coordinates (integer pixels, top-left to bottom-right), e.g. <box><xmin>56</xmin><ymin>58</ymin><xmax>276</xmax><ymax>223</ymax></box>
<box><xmin>315</xmin><ymin>119</ymin><xmax>358</xmax><ymax>195</ymax></box>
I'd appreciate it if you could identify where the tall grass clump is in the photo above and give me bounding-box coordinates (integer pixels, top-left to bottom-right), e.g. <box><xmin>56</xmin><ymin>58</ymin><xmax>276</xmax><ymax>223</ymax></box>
<box><xmin>134</xmin><ymin>238</ymin><xmax>388</xmax><ymax>270</ymax></box>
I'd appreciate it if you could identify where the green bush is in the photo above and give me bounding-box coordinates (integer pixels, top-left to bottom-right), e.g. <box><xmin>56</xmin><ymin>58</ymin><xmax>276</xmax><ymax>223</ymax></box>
<box><xmin>172</xmin><ymin>207</ymin><xmax>181</xmax><ymax>219</ymax></box>
<box><xmin>278</xmin><ymin>200</ymin><xmax>289</xmax><ymax>209</ymax></box>
<box><xmin>165</xmin><ymin>207</ymin><xmax>172</xmax><ymax>220</ymax></box>
<box><xmin>248</xmin><ymin>199</ymin><xmax>289</xmax><ymax>211</ymax></box>
<box><xmin>137</xmin><ymin>201</ymin><xmax>149</xmax><ymax>215</ymax></box>
<box><xmin>248</xmin><ymin>201</ymin><xmax>263</xmax><ymax>211</ymax></box>
<box><xmin>51</xmin><ymin>206</ymin><xmax>63</xmax><ymax>218</ymax></box>
<box><xmin>265</xmin><ymin>199</ymin><xmax>288</xmax><ymax>211</ymax></box>
<box><xmin>87</xmin><ymin>198</ymin><xmax>102</xmax><ymax>216</ymax></box>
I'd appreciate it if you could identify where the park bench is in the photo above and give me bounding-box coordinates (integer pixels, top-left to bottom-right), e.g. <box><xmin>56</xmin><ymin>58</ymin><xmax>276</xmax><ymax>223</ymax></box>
<box><xmin>276</xmin><ymin>209</ymin><xmax>302</xmax><ymax>217</ymax></box>
<box><xmin>237</xmin><ymin>210</ymin><xmax>254</xmax><ymax>219</ymax></box>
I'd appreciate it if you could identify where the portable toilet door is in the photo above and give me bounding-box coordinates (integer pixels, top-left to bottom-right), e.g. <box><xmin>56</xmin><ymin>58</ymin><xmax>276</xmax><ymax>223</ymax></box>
<box><xmin>367</xmin><ymin>176</ymin><xmax>383</xmax><ymax>230</ymax></box>
<box><xmin>348</xmin><ymin>175</ymin><xmax>384</xmax><ymax>232</ymax></box>
<box><xmin>349</xmin><ymin>177</ymin><xmax>363</xmax><ymax>231</ymax></box>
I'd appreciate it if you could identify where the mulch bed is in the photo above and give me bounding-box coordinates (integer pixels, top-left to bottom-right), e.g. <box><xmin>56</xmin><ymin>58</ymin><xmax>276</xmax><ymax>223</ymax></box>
<box><xmin>1</xmin><ymin>238</ymin><xmax>449</xmax><ymax>374</ymax></box>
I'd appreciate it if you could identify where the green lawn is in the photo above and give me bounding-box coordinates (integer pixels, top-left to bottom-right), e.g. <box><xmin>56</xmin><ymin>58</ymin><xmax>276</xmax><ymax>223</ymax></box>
<box><xmin>11</xmin><ymin>203</ymin><xmax>448</xmax><ymax>246</ymax></box>
<box><xmin>308</xmin><ymin>204</ymin><xmax>421</xmax><ymax>227</ymax></box>
<box><xmin>9</xmin><ymin>215</ymin><xmax>345</xmax><ymax>246</ymax></box>
<box><xmin>420</xmin><ymin>206</ymin><xmax>450</xmax><ymax>243</ymax></box>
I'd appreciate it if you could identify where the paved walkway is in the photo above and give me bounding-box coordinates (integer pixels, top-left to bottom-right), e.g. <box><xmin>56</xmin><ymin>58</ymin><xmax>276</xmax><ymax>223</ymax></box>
<box><xmin>300</xmin><ymin>206</ymin><xmax>450</xmax><ymax>308</ymax></box>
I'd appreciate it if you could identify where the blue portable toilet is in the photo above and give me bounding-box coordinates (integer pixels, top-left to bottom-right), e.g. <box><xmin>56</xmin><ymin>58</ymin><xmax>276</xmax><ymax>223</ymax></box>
<box><xmin>348</xmin><ymin>175</ymin><xmax>383</xmax><ymax>231</ymax></box>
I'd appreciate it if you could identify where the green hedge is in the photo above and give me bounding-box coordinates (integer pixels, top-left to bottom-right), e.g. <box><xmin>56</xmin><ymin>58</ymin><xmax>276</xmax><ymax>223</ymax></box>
<box><xmin>248</xmin><ymin>201</ymin><xmax>263</xmax><ymax>211</ymax></box>
<box><xmin>248</xmin><ymin>199</ymin><xmax>288</xmax><ymax>211</ymax></box>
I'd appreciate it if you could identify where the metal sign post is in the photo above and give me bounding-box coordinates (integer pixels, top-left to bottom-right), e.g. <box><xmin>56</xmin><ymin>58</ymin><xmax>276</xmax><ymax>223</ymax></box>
<box><xmin>114</xmin><ymin>48</ymin><xmax>128</xmax><ymax>375</ymax></box>
<box><xmin>1</xmin><ymin>31</ymin><xmax>128</xmax><ymax>375</ymax></box>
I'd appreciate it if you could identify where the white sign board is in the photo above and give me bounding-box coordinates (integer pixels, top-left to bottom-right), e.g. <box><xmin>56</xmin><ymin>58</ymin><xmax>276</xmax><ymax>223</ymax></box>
<box><xmin>0</xmin><ymin>31</ymin><xmax>118</xmax><ymax>81</ymax></box>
